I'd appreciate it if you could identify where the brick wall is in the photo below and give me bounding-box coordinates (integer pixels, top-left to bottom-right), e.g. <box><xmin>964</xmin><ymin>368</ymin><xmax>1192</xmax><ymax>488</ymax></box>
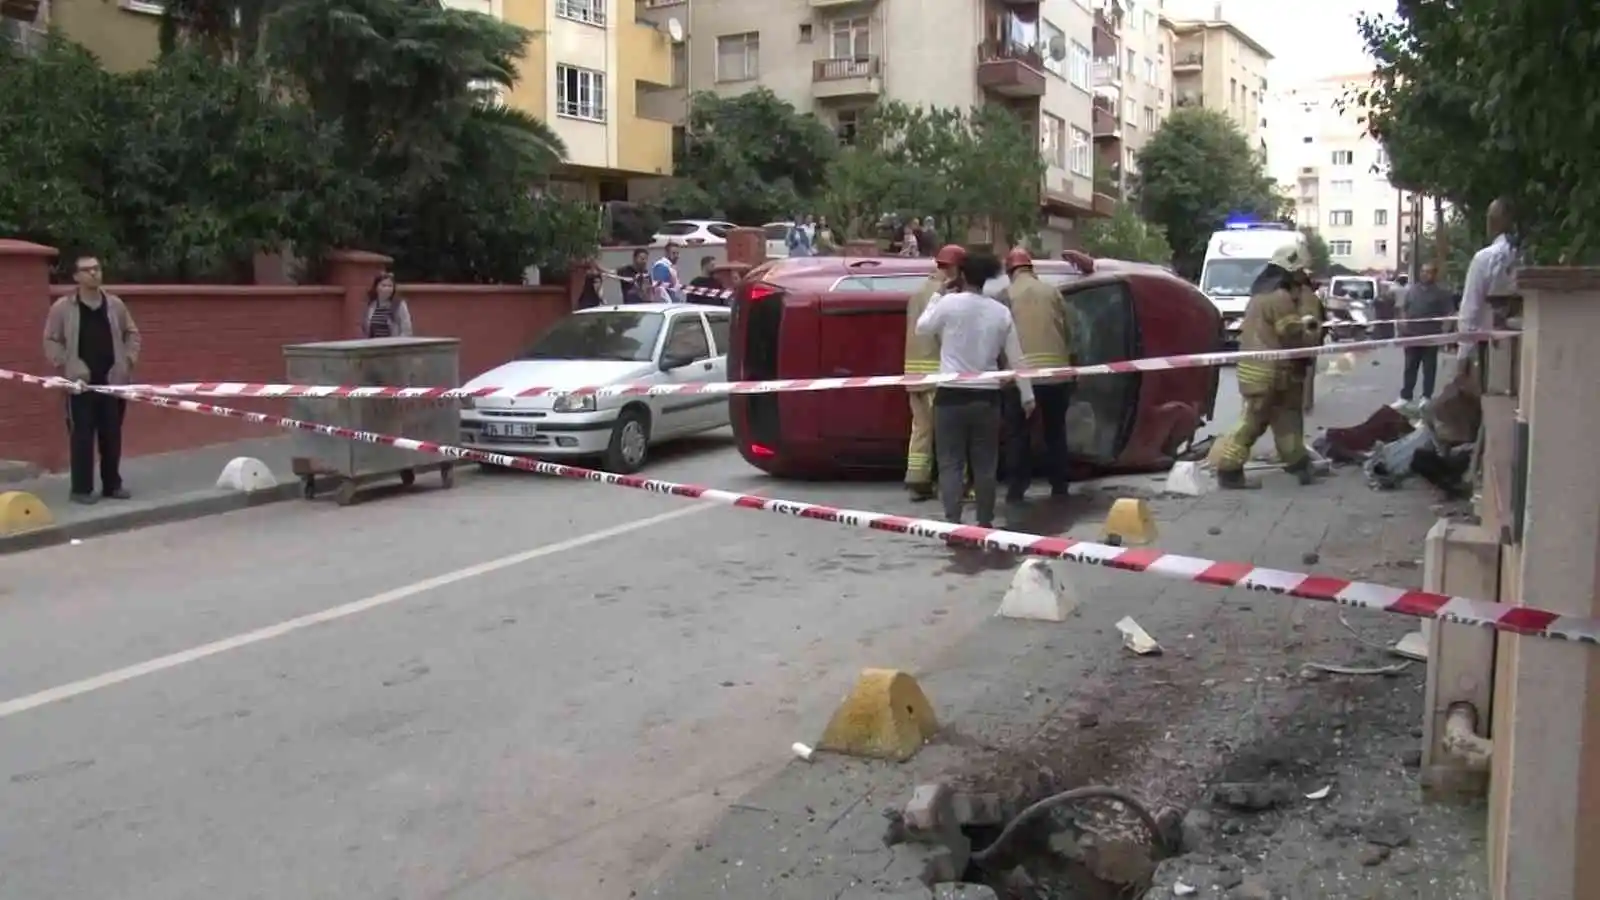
<box><xmin>0</xmin><ymin>242</ymin><xmax>572</xmax><ymax>471</ymax></box>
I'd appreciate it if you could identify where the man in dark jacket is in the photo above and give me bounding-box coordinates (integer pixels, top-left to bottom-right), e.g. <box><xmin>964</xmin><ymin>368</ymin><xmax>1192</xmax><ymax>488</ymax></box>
<box><xmin>1397</xmin><ymin>263</ymin><xmax>1455</xmax><ymax>405</ymax></box>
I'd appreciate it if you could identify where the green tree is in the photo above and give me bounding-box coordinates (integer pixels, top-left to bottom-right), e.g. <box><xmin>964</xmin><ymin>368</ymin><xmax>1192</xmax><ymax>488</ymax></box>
<box><xmin>104</xmin><ymin>48</ymin><xmax>353</xmax><ymax>281</ymax></box>
<box><xmin>1079</xmin><ymin>205</ymin><xmax>1171</xmax><ymax>264</ymax></box>
<box><xmin>820</xmin><ymin>101</ymin><xmax>1045</xmax><ymax>245</ymax></box>
<box><xmin>663</xmin><ymin>88</ymin><xmax>837</xmax><ymax>224</ymax></box>
<box><xmin>0</xmin><ymin>37</ymin><xmax>121</xmax><ymax>264</ymax></box>
<box><xmin>1132</xmin><ymin>107</ymin><xmax>1284</xmax><ymax>277</ymax></box>
<box><xmin>1299</xmin><ymin>227</ymin><xmax>1331</xmax><ymax>275</ymax></box>
<box><xmin>1357</xmin><ymin>1</ymin><xmax>1600</xmax><ymax>262</ymax></box>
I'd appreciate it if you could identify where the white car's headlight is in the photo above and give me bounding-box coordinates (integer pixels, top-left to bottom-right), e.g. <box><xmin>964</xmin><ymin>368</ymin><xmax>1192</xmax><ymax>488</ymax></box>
<box><xmin>459</xmin><ymin>397</ymin><xmax>475</xmax><ymax>410</ymax></box>
<box><xmin>552</xmin><ymin>393</ymin><xmax>598</xmax><ymax>413</ymax></box>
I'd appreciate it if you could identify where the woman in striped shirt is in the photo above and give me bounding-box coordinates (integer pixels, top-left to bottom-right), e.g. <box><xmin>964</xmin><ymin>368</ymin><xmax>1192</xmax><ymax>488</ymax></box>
<box><xmin>364</xmin><ymin>271</ymin><xmax>414</xmax><ymax>338</ymax></box>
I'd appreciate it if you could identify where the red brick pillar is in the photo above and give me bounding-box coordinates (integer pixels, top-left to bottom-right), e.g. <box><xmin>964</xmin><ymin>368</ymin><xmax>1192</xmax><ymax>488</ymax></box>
<box><xmin>725</xmin><ymin>227</ymin><xmax>766</xmax><ymax>266</ymax></box>
<box><xmin>844</xmin><ymin>240</ymin><xmax>879</xmax><ymax>257</ymax></box>
<box><xmin>323</xmin><ymin>250</ymin><xmax>393</xmax><ymax>338</ymax></box>
<box><xmin>0</xmin><ymin>240</ymin><xmax>62</xmax><ymax>471</ymax></box>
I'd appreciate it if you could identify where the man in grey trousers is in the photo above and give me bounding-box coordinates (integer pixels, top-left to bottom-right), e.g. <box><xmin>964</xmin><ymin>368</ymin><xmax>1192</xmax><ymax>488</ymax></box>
<box><xmin>913</xmin><ymin>251</ymin><xmax>1034</xmax><ymax>527</ymax></box>
<box><xmin>1396</xmin><ymin>262</ymin><xmax>1456</xmax><ymax>405</ymax></box>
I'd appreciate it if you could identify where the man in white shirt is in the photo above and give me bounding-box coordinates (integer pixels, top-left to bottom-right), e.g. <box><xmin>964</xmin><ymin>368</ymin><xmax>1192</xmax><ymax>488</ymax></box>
<box><xmin>915</xmin><ymin>251</ymin><xmax>1035</xmax><ymax>528</ymax></box>
<box><xmin>1455</xmin><ymin>197</ymin><xmax>1517</xmax><ymax>365</ymax></box>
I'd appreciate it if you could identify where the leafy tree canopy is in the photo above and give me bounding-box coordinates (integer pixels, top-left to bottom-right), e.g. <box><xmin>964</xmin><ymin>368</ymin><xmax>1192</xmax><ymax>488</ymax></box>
<box><xmin>1357</xmin><ymin>0</ymin><xmax>1600</xmax><ymax>262</ymax></box>
<box><xmin>1</xmin><ymin>0</ymin><xmax>594</xmax><ymax>283</ymax></box>
<box><xmin>1132</xmin><ymin>107</ymin><xmax>1283</xmax><ymax>277</ymax></box>
<box><xmin>1079</xmin><ymin>205</ymin><xmax>1172</xmax><ymax>265</ymax></box>
<box><xmin>821</xmin><ymin>101</ymin><xmax>1045</xmax><ymax>247</ymax></box>
<box><xmin>663</xmin><ymin>88</ymin><xmax>837</xmax><ymax>224</ymax></box>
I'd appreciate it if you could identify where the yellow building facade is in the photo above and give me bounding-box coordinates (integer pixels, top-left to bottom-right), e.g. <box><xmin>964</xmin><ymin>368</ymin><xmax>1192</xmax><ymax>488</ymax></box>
<box><xmin>489</xmin><ymin>0</ymin><xmax>676</xmax><ymax>201</ymax></box>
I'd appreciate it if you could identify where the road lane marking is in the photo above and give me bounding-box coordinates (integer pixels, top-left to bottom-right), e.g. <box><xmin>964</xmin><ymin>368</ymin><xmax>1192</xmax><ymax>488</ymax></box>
<box><xmin>0</xmin><ymin>503</ymin><xmax>714</xmax><ymax>720</ymax></box>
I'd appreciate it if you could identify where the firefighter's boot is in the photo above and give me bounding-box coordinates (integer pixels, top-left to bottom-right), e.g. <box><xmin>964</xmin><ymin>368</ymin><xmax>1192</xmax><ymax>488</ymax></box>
<box><xmin>1284</xmin><ymin>457</ymin><xmax>1318</xmax><ymax>486</ymax></box>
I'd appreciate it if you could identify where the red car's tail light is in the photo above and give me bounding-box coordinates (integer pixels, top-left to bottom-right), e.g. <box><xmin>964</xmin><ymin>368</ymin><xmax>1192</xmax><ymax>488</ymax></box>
<box><xmin>748</xmin><ymin>442</ymin><xmax>777</xmax><ymax>458</ymax></box>
<box><xmin>747</xmin><ymin>283</ymin><xmax>778</xmax><ymax>302</ymax></box>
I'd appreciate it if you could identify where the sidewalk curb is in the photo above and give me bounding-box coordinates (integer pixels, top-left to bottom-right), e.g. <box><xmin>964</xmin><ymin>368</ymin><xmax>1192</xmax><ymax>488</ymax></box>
<box><xmin>0</xmin><ymin>482</ymin><xmax>301</xmax><ymax>555</ymax></box>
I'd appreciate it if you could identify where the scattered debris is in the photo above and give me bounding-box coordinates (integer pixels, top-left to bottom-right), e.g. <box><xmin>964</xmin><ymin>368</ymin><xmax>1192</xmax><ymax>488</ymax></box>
<box><xmin>1305</xmin><ymin>785</ymin><xmax>1332</xmax><ymax>801</ymax></box>
<box><xmin>1391</xmin><ymin>630</ymin><xmax>1429</xmax><ymax>661</ymax></box>
<box><xmin>1116</xmin><ymin>617</ymin><xmax>1163</xmax><ymax>655</ymax></box>
<box><xmin>1301</xmin><ymin>661</ymin><xmax>1411</xmax><ymax>677</ymax></box>
<box><xmin>791</xmin><ymin>742</ymin><xmax>815</xmax><ymax>762</ymax></box>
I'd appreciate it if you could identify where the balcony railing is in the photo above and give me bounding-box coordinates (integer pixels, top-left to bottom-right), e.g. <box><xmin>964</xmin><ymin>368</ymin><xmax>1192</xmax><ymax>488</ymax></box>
<box><xmin>1092</xmin><ymin>59</ymin><xmax>1120</xmax><ymax>88</ymax></box>
<box><xmin>1173</xmin><ymin>51</ymin><xmax>1203</xmax><ymax>68</ymax></box>
<box><xmin>640</xmin><ymin>0</ymin><xmax>685</xmax><ymax>8</ymax></box>
<box><xmin>1175</xmin><ymin>92</ymin><xmax>1202</xmax><ymax>108</ymax></box>
<box><xmin>813</xmin><ymin>56</ymin><xmax>880</xmax><ymax>81</ymax></box>
<box><xmin>977</xmin><ymin>39</ymin><xmax>1045</xmax><ymax>72</ymax></box>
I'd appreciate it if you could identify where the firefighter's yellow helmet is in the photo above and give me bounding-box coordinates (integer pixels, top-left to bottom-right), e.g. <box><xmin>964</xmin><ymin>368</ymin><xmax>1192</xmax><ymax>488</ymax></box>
<box><xmin>1269</xmin><ymin>242</ymin><xmax>1310</xmax><ymax>274</ymax></box>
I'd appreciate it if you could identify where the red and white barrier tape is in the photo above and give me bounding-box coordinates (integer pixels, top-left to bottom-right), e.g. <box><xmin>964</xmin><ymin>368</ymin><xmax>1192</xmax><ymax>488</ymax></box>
<box><xmin>6</xmin><ymin>369</ymin><xmax>1585</xmax><ymax>645</ymax></box>
<box><xmin>88</xmin><ymin>328</ymin><xmax>1514</xmax><ymax>401</ymax></box>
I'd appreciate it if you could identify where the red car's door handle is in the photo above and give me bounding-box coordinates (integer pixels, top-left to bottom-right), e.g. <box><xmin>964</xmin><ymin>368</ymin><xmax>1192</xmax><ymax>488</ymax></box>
<box><xmin>832</xmin><ymin>367</ymin><xmax>851</xmax><ymax>376</ymax></box>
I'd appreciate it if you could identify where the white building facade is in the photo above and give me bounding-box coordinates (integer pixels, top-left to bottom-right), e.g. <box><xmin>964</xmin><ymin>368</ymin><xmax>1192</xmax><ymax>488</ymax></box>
<box><xmin>1267</xmin><ymin>73</ymin><xmax>1416</xmax><ymax>274</ymax></box>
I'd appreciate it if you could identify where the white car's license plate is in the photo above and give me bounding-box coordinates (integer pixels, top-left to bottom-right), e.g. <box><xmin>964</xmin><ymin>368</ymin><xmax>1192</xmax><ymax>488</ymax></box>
<box><xmin>481</xmin><ymin>422</ymin><xmax>537</xmax><ymax>438</ymax></box>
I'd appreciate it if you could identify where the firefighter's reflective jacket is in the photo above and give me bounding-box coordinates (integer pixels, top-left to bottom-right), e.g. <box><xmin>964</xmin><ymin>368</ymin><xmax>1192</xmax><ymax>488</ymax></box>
<box><xmin>1235</xmin><ymin>284</ymin><xmax>1320</xmax><ymax>395</ymax></box>
<box><xmin>1008</xmin><ymin>270</ymin><xmax>1073</xmax><ymax>369</ymax></box>
<box><xmin>904</xmin><ymin>273</ymin><xmax>944</xmax><ymax>386</ymax></box>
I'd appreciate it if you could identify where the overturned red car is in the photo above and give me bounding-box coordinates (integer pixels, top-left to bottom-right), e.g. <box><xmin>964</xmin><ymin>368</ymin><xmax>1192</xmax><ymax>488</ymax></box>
<box><xmin>724</xmin><ymin>254</ymin><xmax>1222</xmax><ymax>480</ymax></box>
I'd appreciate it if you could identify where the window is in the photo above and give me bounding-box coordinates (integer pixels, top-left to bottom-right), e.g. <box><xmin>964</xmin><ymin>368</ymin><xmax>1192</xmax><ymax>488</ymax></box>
<box><xmin>1329</xmin><ymin>240</ymin><xmax>1353</xmax><ymax>256</ymax></box>
<box><xmin>836</xmin><ymin>108</ymin><xmax>860</xmax><ymax>145</ymax></box>
<box><xmin>1069</xmin><ymin>42</ymin><xmax>1091</xmax><ymax>90</ymax></box>
<box><xmin>1302</xmin><ymin>135</ymin><xmax>1313</xmax><ymax>143</ymax></box>
<box><xmin>670</xmin><ymin>42</ymin><xmax>687</xmax><ymax>88</ymax></box>
<box><xmin>1374</xmin><ymin>239</ymin><xmax>1390</xmax><ymax>256</ymax></box>
<box><xmin>706</xmin><ymin>313</ymin><xmax>731</xmax><ymax>355</ymax></box>
<box><xmin>716</xmin><ymin>32</ymin><xmax>760</xmax><ymax>82</ymax></box>
<box><xmin>1060</xmin><ymin>281</ymin><xmax>1137</xmax><ymax>463</ymax></box>
<box><xmin>1328</xmin><ymin>210</ymin><xmax>1353</xmax><ymax>226</ymax></box>
<box><xmin>1069</xmin><ymin>126</ymin><xmax>1091</xmax><ymax>176</ymax></box>
<box><xmin>829</xmin><ymin>17</ymin><xmax>869</xmax><ymax>59</ymax></box>
<box><xmin>1126</xmin><ymin>48</ymin><xmax>1136</xmax><ymax>77</ymax></box>
<box><xmin>554</xmin><ymin>0</ymin><xmax>604</xmax><ymax>26</ymax></box>
<box><xmin>1143</xmin><ymin>106</ymin><xmax>1156</xmax><ymax>131</ymax></box>
<box><xmin>1144</xmin><ymin>11</ymin><xmax>1155</xmax><ymax>31</ymax></box>
<box><xmin>663</xmin><ymin>316</ymin><xmax>711</xmax><ymax>362</ymax></box>
<box><xmin>1373</xmin><ymin>209</ymin><xmax>1389</xmax><ymax>226</ymax></box>
<box><xmin>1331</xmin><ymin>150</ymin><xmax>1354</xmax><ymax>165</ymax></box>
<box><xmin>556</xmin><ymin>65</ymin><xmax>606</xmax><ymax>122</ymax></box>
<box><xmin>1144</xmin><ymin>57</ymin><xmax>1157</xmax><ymax>83</ymax></box>
<box><xmin>1125</xmin><ymin>146</ymin><xmax>1137</xmax><ymax>172</ymax></box>
<box><xmin>1330</xmin><ymin>179</ymin><xmax>1353</xmax><ymax>195</ymax></box>
<box><xmin>1041</xmin><ymin>113</ymin><xmax>1067</xmax><ymax>168</ymax></box>
<box><xmin>1124</xmin><ymin>97</ymin><xmax>1137</xmax><ymax>123</ymax></box>
<box><xmin>1042</xmin><ymin>20</ymin><xmax>1065</xmax><ymax>76</ymax></box>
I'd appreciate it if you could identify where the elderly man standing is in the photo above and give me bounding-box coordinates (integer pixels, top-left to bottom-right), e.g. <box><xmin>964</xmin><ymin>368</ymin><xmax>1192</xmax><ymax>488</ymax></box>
<box><xmin>44</xmin><ymin>254</ymin><xmax>142</xmax><ymax>504</ymax></box>
<box><xmin>1455</xmin><ymin>197</ymin><xmax>1518</xmax><ymax>370</ymax></box>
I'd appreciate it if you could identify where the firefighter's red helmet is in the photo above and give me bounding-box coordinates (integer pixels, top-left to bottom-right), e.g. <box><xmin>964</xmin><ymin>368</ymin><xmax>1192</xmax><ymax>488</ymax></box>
<box><xmin>934</xmin><ymin>244</ymin><xmax>967</xmax><ymax>267</ymax></box>
<box><xmin>1003</xmin><ymin>247</ymin><xmax>1033</xmax><ymax>272</ymax></box>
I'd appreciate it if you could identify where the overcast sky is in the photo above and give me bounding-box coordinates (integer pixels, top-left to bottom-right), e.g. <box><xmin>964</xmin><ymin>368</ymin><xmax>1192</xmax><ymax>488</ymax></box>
<box><xmin>1164</xmin><ymin>0</ymin><xmax>1394</xmax><ymax>87</ymax></box>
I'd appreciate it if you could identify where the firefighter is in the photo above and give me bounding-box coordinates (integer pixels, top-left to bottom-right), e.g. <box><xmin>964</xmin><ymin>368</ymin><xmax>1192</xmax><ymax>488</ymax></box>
<box><xmin>903</xmin><ymin>244</ymin><xmax>967</xmax><ymax>500</ymax></box>
<box><xmin>1000</xmin><ymin>247</ymin><xmax>1075</xmax><ymax>502</ymax></box>
<box><xmin>1212</xmin><ymin>243</ymin><xmax>1324</xmax><ymax>489</ymax></box>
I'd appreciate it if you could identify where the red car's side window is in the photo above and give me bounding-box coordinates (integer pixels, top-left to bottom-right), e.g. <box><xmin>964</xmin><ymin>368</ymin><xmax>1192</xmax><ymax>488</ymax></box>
<box><xmin>1062</xmin><ymin>280</ymin><xmax>1140</xmax><ymax>464</ymax></box>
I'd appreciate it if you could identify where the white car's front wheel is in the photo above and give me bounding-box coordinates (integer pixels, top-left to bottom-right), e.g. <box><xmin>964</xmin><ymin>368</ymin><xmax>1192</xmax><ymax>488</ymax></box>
<box><xmin>604</xmin><ymin>408</ymin><xmax>651</xmax><ymax>474</ymax></box>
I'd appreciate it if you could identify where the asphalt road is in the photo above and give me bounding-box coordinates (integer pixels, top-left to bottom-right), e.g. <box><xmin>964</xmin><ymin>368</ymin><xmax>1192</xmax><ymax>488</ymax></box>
<box><xmin>0</xmin><ymin>358</ymin><xmax>1404</xmax><ymax>900</ymax></box>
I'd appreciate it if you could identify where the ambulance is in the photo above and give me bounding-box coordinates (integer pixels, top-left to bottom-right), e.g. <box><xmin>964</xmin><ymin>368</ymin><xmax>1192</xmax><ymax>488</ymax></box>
<box><xmin>1198</xmin><ymin>221</ymin><xmax>1308</xmax><ymax>343</ymax></box>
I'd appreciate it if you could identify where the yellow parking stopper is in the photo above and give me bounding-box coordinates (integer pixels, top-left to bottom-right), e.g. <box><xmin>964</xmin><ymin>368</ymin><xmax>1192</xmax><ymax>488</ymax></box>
<box><xmin>816</xmin><ymin>668</ymin><xmax>938</xmax><ymax>762</ymax></box>
<box><xmin>1103</xmin><ymin>497</ymin><xmax>1156</xmax><ymax>546</ymax></box>
<box><xmin>0</xmin><ymin>491</ymin><xmax>53</xmax><ymax>536</ymax></box>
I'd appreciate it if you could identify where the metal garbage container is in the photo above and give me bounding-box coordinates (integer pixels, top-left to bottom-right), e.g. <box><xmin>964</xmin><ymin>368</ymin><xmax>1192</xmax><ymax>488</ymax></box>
<box><xmin>283</xmin><ymin>337</ymin><xmax>462</xmax><ymax>505</ymax></box>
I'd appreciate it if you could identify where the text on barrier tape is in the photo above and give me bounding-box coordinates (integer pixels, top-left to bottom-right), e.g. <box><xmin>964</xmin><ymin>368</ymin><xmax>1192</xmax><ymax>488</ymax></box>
<box><xmin>76</xmin><ymin>327</ymin><xmax>1516</xmax><ymax>401</ymax></box>
<box><xmin>7</xmin><ymin>368</ymin><xmax>1587</xmax><ymax>645</ymax></box>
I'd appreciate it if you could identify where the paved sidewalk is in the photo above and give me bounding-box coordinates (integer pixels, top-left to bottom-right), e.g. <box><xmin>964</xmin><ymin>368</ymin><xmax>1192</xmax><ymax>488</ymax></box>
<box><xmin>0</xmin><ymin>438</ymin><xmax>301</xmax><ymax>554</ymax></box>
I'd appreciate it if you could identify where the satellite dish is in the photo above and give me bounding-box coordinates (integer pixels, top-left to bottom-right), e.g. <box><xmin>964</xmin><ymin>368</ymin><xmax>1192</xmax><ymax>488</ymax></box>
<box><xmin>666</xmin><ymin>17</ymin><xmax>685</xmax><ymax>43</ymax></box>
<box><xmin>1047</xmin><ymin>36</ymin><xmax>1067</xmax><ymax>62</ymax></box>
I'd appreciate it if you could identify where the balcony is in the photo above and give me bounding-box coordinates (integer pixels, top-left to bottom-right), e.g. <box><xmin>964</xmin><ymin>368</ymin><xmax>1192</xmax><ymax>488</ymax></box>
<box><xmin>975</xmin><ymin>41</ymin><xmax>1046</xmax><ymax>98</ymax></box>
<box><xmin>638</xmin><ymin>0</ymin><xmax>685</xmax><ymax>8</ymax></box>
<box><xmin>1174</xmin><ymin>91</ymin><xmax>1202</xmax><ymax>108</ymax></box>
<box><xmin>1092</xmin><ymin>96</ymin><xmax>1121</xmax><ymax>142</ymax></box>
<box><xmin>1172</xmin><ymin>51</ymin><xmax>1203</xmax><ymax>72</ymax></box>
<box><xmin>0</xmin><ymin>0</ymin><xmax>42</xmax><ymax>20</ymax></box>
<box><xmin>812</xmin><ymin>56</ymin><xmax>882</xmax><ymax>100</ymax></box>
<box><xmin>1092</xmin><ymin>59</ymin><xmax>1120</xmax><ymax>91</ymax></box>
<box><xmin>810</xmin><ymin>0</ymin><xmax>874</xmax><ymax>6</ymax></box>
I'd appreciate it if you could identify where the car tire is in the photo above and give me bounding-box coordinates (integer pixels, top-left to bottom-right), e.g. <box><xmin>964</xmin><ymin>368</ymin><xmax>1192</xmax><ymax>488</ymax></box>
<box><xmin>603</xmin><ymin>407</ymin><xmax>651</xmax><ymax>474</ymax></box>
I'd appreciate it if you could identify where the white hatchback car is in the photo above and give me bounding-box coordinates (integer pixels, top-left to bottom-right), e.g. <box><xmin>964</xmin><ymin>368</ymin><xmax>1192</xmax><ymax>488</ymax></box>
<box><xmin>458</xmin><ymin>304</ymin><xmax>731</xmax><ymax>473</ymax></box>
<box><xmin>649</xmin><ymin>219</ymin><xmax>735</xmax><ymax>248</ymax></box>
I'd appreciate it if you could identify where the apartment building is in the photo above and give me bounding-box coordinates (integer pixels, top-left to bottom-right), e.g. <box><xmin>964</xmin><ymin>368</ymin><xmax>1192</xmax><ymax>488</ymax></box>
<box><xmin>638</xmin><ymin>0</ymin><xmax>1121</xmax><ymax>249</ymax></box>
<box><xmin>1162</xmin><ymin>11</ymin><xmax>1271</xmax><ymax>158</ymax></box>
<box><xmin>1267</xmin><ymin>73</ymin><xmax>1416</xmax><ymax>274</ymax></box>
<box><xmin>1094</xmin><ymin>0</ymin><xmax>1175</xmax><ymax>193</ymax></box>
<box><xmin>1</xmin><ymin>0</ymin><xmax>159</xmax><ymax>71</ymax></box>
